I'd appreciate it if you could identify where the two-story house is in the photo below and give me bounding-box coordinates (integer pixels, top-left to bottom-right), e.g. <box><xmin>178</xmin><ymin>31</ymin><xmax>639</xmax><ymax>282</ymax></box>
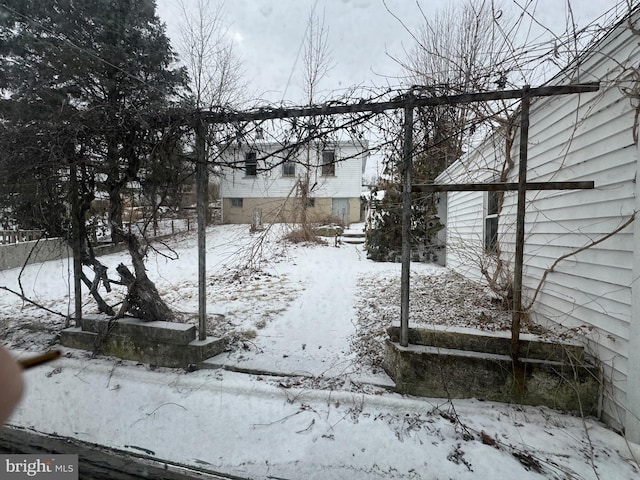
<box><xmin>219</xmin><ymin>139</ymin><xmax>368</xmax><ymax>225</ymax></box>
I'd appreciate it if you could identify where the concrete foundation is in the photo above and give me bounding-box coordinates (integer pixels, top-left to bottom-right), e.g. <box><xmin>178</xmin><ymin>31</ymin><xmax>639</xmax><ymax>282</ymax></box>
<box><xmin>60</xmin><ymin>315</ymin><xmax>226</xmax><ymax>368</ymax></box>
<box><xmin>383</xmin><ymin>324</ymin><xmax>599</xmax><ymax>415</ymax></box>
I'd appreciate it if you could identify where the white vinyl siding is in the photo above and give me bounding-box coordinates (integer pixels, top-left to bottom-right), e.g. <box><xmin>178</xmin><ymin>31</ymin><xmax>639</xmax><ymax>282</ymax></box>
<box><xmin>438</xmin><ymin>12</ymin><xmax>640</xmax><ymax>435</ymax></box>
<box><xmin>220</xmin><ymin>141</ymin><xmax>366</xmax><ymax>199</ymax></box>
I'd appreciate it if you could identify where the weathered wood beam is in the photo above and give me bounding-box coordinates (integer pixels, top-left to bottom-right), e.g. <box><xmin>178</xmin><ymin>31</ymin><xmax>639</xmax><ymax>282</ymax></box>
<box><xmin>200</xmin><ymin>83</ymin><xmax>600</xmax><ymax>124</ymax></box>
<box><xmin>400</xmin><ymin>104</ymin><xmax>414</xmax><ymax>348</ymax></box>
<box><xmin>412</xmin><ymin>181</ymin><xmax>595</xmax><ymax>193</ymax></box>
<box><xmin>512</xmin><ymin>87</ymin><xmax>531</xmax><ymax>364</ymax></box>
<box><xmin>196</xmin><ymin>119</ymin><xmax>208</xmax><ymax>341</ymax></box>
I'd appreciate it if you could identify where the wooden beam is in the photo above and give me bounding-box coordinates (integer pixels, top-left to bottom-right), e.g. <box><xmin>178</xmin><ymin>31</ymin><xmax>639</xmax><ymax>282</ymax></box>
<box><xmin>196</xmin><ymin>119</ymin><xmax>207</xmax><ymax>341</ymax></box>
<box><xmin>200</xmin><ymin>83</ymin><xmax>600</xmax><ymax>124</ymax></box>
<box><xmin>400</xmin><ymin>104</ymin><xmax>414</xmax><ymax>348</ymax></box>
<box><xmin>512</xmin><ymin>87</ymin><xmax>531</xmax><ymax>363</ymax></box>
<box><xmin>412</xmin><ymin>181</ymin><xmax>595</xmax><ymax>193</ymax></box>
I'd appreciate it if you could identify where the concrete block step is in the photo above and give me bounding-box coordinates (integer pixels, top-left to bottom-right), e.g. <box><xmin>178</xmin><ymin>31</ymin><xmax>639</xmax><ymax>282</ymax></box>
<box><xmin>341</xmin><ymin>231</ymin><xmax>365</xmax><ymax>244</ymax></box>
<box><xmin>60</xmin><ymin>317</ymin><xmax>226</xmax><ymax>368</ymax></box>
<box><xmin>387</xmin><ymin>323</ymin><xmax>585</xmax><ymax>363</ymax></box>
<box><xmin>82</xmin><ymin>314</ymin><xmax>196</xmax><ymax>345</ymax></box>
<box><xmin>383</xmin><ymin>340</ymin><xmax>599</xmax><ymax>414</ymax></box>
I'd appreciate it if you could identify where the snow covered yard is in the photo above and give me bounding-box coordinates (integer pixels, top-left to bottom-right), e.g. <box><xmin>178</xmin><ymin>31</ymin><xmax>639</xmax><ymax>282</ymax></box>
<box><xmin>1</xmin><ymin>224</ymin><xmax>639</xmax><ymax>479</ymax></box>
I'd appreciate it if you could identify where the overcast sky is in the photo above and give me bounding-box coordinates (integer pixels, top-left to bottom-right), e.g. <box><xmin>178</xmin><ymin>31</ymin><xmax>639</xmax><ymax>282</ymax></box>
<box><xmin>156</xmin><ymin>0</ymin><xmax>629</xmax><ymax>105</ymax></box>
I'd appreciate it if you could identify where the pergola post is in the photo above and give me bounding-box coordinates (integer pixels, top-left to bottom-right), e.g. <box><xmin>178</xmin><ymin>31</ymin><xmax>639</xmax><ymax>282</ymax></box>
<box><xmin>511</xmin><ymin>87</ymin><xmax>531</xmax><ymax>362</ymax></box>
<box><xmin>69</xmin><ymin>162</ymin><xmax>83</xmax><ymax>328</ymax></box>
<box><xmin>196</xmin><ymin>119</ymin><xmax>208</xmax><ymax>341</ymax></box>
<box><xmin>400</xmin><ymin>99</ymin><xmax>414</xmax><ymax>347</ymax></box>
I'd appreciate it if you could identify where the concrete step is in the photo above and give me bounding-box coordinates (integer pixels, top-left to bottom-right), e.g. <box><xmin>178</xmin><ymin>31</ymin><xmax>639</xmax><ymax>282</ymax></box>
<box><xmin>387</xmin><ymin>323</ymin><xmax>585</xmax><ymax>363</ymax></box>
<box><xmin>60</xmin><ymin>315</ymin><xmax>226</xmax><ymax>368</ymax></box>
<box><xmin>341</xmin><ymin>231</ymin><xmax>366</xmax><ymax>244</ymax></box>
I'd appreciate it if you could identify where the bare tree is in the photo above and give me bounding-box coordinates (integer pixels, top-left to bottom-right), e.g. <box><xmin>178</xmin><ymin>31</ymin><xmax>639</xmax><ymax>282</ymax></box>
<box><xmin>372</xmin><ymin>1</ymin><xmax>543</xmax><ymax>283</ymax></box>
<box><xmin>302</xmin><ymin>9</ymin><xmax>333</xmax><ymax>106</ymax></box>
<box><xmin>177</xmin><ymin>0</ymin><xmax>247</xmax><ymax>233</ymax></box>
<box><xmin>402</xmin><ymin>0</ymin><xmax>526</xmax><ymax>163</ymax></box>
<box><xmin>292</xmin><ymin>8</ymin><xmax>335</xmax><ymax>241</ymax></box>
<box><xmin>177</xmin><ymin>0</ymin><xmax>246</xmax><ymax>109</ymax></box>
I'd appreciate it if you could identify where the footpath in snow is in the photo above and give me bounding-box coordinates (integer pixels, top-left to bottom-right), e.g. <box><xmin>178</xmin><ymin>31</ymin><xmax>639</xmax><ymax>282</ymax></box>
<box><xmin>205</xmin><ymin>234</ymin><xmax>393</xmax><ymax>383</ymax></box>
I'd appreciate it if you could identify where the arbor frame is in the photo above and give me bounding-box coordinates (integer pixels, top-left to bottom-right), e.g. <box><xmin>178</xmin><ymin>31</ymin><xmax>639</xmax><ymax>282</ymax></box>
<box><xmin>72</xmin><ymin>82</ymin><xmax>600</xmax><ymax>359</ymax></box>
<box><xmin>192</xmin><ymin>82</ymin><xmax>599</xmax><ymax>360</ymax></box>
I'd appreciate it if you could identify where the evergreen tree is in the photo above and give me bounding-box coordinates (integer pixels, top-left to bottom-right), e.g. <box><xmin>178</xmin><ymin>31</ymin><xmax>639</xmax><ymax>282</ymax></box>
<box><xmin>0</xmin><ymin>0</ymin><xmax>189</xmax><ymax>241</ymax></box>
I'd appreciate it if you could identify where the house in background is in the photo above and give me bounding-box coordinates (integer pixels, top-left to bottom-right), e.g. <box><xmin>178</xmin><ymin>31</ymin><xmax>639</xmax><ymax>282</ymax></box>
<box><xmin>219</xmin><ymin>139</ymin><xmax>368</xmax><ymax>225</ymax></box>
<box><xmin>435</xmin><ymin>8</ymin><xmax>640</xmax><ymax>442</ymax></box>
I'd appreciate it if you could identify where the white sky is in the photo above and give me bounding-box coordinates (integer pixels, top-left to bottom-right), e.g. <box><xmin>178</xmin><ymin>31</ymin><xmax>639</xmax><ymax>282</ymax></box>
<box><xmin>156</xmin><ymin>0</ymin><xmax>630</xmax><ymax>105</ymax></box>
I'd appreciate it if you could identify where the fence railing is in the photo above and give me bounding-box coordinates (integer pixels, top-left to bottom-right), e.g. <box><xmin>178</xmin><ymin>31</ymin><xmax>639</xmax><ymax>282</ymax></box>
<box><xmin>0</xmin><ymin>230</ymin><xmax>44</xmax><ymax>245</ymax></box>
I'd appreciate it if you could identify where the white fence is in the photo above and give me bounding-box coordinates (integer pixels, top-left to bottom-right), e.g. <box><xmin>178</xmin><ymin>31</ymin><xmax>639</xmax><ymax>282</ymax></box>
<box><xmin>0</xmin><ymin>230</ymin><xmax>44</xmax><ymax>245</ymax></box>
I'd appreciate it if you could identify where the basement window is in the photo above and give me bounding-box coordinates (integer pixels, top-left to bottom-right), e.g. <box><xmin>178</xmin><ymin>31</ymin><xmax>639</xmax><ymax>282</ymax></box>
<box><xmin>231</xmin><ymin>198</ymin><xmax>243</xmax><ymax>208</ymax></box>
<box><xmin>484</xmin><ymin>191</ymin><xmax>499</xmax><ymax>253</ymax></box>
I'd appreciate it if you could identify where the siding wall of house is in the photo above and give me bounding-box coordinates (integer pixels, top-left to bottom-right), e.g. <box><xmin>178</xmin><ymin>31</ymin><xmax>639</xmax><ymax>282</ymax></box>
<box><xmin>220</xmin><ymin>144</ymin><xmax>364</xmax><ymax>196</ymax></box>
<box><xmin>439</xmin><ymin>134</ymin><xmax>510</xmax><ymax>280</ymax></box>
<box><xmin>219</xmin><ymin>141</ymin><xmax>365</xmax><ymax>224</ymax></box>
<box><xmin>439</xmin><ymin>13</ymin><xmax>640</xmax><ymax>436</ymax></box>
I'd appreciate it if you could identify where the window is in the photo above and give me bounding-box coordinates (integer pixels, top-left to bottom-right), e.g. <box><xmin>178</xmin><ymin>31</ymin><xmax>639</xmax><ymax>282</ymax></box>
<box><xmin>245</xmin><ymin>152</ymin><xmax>257</xmax><ymax>177</ymax></box>
<box><xmin>321</xmin><ymin>150</ymin><xmax>335</xmax><ymax>176</ymax></box>
<box><xmin>306</xmin><ymin>198</ymin><xmax>315</xmax><ymax>208</ymax></box>
<box><xmin>231</xmin><ymin>198</ymin><xmax>243</xmax><ymax>208</ymax></box>
<box><xmin>485</xmin><ymin>191</ymin><xmax>499</xmax><ymax>253</ymax></box>
<box><xmin>283</xmin><ymin>161</ymin><xmax>295</xmax><ymax>177</ymax></box>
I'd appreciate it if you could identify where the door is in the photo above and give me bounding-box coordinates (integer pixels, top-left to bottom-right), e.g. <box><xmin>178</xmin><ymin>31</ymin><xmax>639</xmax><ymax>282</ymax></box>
<box><xmin>332</xmin><ymin>198</ymin><xmax>350</xmax><ymax>225</ymax></box>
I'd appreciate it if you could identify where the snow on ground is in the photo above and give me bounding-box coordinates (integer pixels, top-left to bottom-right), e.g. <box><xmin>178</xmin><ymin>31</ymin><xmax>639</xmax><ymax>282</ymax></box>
<box><xmin>1</xmin><ymin>224</ymin><xmax>640</xmax><ymax>479</ymax></box>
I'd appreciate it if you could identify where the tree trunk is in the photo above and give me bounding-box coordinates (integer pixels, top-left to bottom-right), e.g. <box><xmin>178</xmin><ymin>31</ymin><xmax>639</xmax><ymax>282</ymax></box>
<box><xmin>109</xmin><ymin>185</ymin><xmax>123</xmax><ymax>244</ymax></box>
<box><xmin>115</xmin><ymin>228</ymin><xmax>174</xmax><ymax>322</ymax></box>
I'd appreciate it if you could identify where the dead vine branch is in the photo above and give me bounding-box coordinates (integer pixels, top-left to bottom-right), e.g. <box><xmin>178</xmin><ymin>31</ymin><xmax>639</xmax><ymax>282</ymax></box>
<box><xmin>0</xmin><ymin>286</ymin><xmax>67</xmax><ymax>319</ymax></box>
<box><xmin>525</xmin><ymin>213</ymin><xmax>636</xmax><ymax>311</ymax></box>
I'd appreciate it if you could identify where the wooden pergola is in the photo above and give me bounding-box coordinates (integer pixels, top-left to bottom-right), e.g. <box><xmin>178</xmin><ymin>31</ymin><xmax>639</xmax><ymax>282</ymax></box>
<box><xmin>72</xmin><ymin>82</ymin><xmax>600</xmax><ymax>359</ymax></box>
<box><xmin>195</xmin><ymin>82</ymin><xmax>599</xmax><ymax>360</ymax></box>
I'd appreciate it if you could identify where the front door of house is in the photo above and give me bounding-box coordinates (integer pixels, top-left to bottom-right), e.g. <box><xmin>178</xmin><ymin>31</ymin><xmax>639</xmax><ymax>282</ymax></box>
<box><xmin>332</xmin><ymin>198</ymin><xmax>349</xmax><ymax>225</ymax></box>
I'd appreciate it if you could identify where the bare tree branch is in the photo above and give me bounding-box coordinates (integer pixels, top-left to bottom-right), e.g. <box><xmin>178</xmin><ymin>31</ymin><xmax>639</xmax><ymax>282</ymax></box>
<box><xmin>0</xmin><ymin>286</ymin><xmax>67</xmax><ymax>319</ymax></box>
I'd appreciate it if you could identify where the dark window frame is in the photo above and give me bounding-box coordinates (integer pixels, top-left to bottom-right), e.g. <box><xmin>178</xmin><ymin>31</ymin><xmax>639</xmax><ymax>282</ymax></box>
<box><xmin>283</xmin><ymin>161</ymin><xmax>296</xmax><ymax>177</ymax></box>
<box><xmin>484</xmin><ymin>191</ymin><xmax>500</xmax><ymax>253</ymax></box>
<box><xmin>245</xmin><ymin>152</ymin><xmax>257</xmax><ymax>177</ymax></box>
<box><xmin>321</xmin><ymin>150</ymin><xmax>336</xmax><ymax>176</ymax></box>
<box><xmin>230</xmin><ymin>198</ymin><xmax>243</xmax><ymax>208</ymax></box>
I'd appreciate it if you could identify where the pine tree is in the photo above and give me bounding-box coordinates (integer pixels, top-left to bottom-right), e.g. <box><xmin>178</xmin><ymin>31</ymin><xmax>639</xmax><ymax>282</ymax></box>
<box><xmin>0</xmin><ymin>0</ymin><xmax>189</xmax><ymax>240</ymax></box>
<box><xmin>0</xmin><ymin>0</ymin><xmax>191</xmax><ymax>321</ymax></box>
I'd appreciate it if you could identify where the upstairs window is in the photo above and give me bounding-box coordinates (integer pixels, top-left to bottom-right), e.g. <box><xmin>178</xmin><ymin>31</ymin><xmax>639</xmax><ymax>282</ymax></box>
<box><xmin>485</xmin><ymin>190</ymin><xmax>500</xmax><ymax>253</ymax></box>
<box><xmin>245</xmin><ymin>152</ymin><xmax>257</xmax><ymax>177</ymax></box>
<box><xmin>283</xmin><ymin>161</ymin><xmax>295</xmax><ymax>177</ymax></box>
<box><xmin>321</xmin><ymin>150</ymin><xmax>335</xmax><ymax>176</ymax></box>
